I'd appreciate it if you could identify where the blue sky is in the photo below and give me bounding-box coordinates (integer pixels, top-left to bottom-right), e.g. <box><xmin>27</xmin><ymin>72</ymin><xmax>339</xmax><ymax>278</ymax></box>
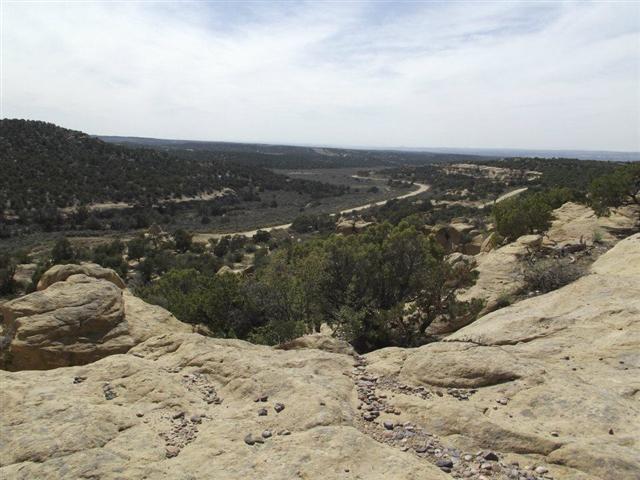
<box><xmin>2</xmin><ymin>1</ymin><xmax>639</xmax><ymax>151</ymax></box>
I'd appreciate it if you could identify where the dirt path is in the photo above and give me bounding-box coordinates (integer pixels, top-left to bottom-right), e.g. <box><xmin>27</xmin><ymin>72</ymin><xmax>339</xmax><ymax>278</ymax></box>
<box><xmin>193</xmin><ymin>181</ymin><xmax>430</xmax><ymax>243</ymax></box>
<box><xmin>481</xmin><ymin>187</ymin><xmax>528</xmax><ymax>209</ymax></box>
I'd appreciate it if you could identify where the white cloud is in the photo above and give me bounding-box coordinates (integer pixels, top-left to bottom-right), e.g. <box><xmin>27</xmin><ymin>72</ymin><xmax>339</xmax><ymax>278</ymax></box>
<box><xmin>2</xmin><ymin>1</ymin><xmax>639</xmax><ymax>151</ymax></box>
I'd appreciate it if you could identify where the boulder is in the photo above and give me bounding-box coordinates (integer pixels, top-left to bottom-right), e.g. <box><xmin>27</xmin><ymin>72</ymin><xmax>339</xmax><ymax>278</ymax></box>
<box><xmin>1</xmin><ymin>266</ymin><xmax>190</xmax><ymax>371</ymax></box>
<box><xmin>37</xmin><ymin>263</ymin><xmax>126</xmax><ymax>290</ymax></box>
<box><xmin>367</xmin><ymin>233</ymin><xmax>640</xmax><ymax>480</ymax></box>
<box><xmin>276</xmin><ymin>333</ymin><xmax>355</xmax><ymax>356</ymax></box>
<box><xmin>433</xmin><ymin>225</ymin><xmax>462</xmax><ymax>253</ymax></box>
<box><xmin>480</xmin><ymin>232</ymin><xmax>498</xmax><ymax>253</ymax></box>
<box><xmin>457</xmin><ymin>234</ymin><xmax>542</xmax><ymax>314</ymax></box>
<box><xmin>462</xmin><ymin>234</ymin><xmax>484</xmax><ymax>255</ymax></box>
<box><xmin>335</xmin><ymin>218</ymin><xmax>374</xmax><ymax>235</ymax></box>
<box><xmin>12</xmin><ymin>263</ymin><xmax>37</xmax><ymax>291</ymax></box>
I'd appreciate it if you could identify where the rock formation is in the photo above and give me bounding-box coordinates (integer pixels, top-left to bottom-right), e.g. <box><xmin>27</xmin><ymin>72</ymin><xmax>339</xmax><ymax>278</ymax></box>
<box><xmin>0</xmin><ymin>266</ymin><xmax>191</xmax><ymax>371</ymax></box>
<box><xmin>1</xmin><ymin>234</ymin><xmax>638</xmax><ymax>479</ymax></box>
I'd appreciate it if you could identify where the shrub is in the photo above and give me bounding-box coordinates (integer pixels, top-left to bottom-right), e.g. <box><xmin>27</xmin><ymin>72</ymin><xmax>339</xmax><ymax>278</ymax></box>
<box><xmin>253</xmin><ymin>230</ymin><xmax>271</xmax><ymax>244</ymax></box>
<box><xmin>51</xmin><ymin>237</ymin><xmax>75</xmax><ymax>264</ymax></box>
<box><xmin>523</xmin><ymin>259</ymin><xmax>587</xmax><ymax>294</ymax></box>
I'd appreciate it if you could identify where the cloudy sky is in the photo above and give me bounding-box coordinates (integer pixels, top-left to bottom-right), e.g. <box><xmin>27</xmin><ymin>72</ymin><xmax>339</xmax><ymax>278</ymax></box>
<box><xmin>2</xmin><ymin>1</ymin><xmax>639</xmax><ymax>151</ymax></box>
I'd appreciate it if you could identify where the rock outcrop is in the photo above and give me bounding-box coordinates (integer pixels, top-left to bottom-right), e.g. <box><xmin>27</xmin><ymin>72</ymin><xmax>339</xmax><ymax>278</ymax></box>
<box><xmin>544</xmin><ymin>202</ymin><xmax>638</xmax><ymax>247</ymax></box>
<box><xmin>367</xmin><ymin>233</ymin><xmax>640</xmax><ymax>479</ymax></box>
<box><xmin>0</xmin><ymin>266</ymin><xmax>190</xmax><ymax>371</ymax></box>
<box><xmin>1</xmin><ymin>235</ymin><xmax>638</xmax><ymax>479</ymax></box>
<box><xmin>0</xmin><ymin>332</ymin><xmax>449</xmax><ymax>480</ymax></box>
<box><xmin>336</xmin><ymin>218</ymin><xmax>374</xmax><ymax>235</ymax></box>
<box><xmin>36</xmin><ymin>263</ymin><xmax>126</xmax><ymax>290</ymax></box>
<box><xmin>457</xmin><ymin>234</ymin><xmax>543</xmax><ymax>314</ymax></box>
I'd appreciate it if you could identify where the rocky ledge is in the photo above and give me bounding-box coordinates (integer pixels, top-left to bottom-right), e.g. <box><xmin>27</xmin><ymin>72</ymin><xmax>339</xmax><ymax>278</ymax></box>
<box><xmin>1</xmin><ymin>234</ymin><xmax>639</xmax><ymax>479</ymax></box>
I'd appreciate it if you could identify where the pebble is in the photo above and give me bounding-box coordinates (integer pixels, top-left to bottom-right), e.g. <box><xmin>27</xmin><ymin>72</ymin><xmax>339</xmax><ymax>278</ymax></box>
<box><xmin>261</xmin><ymin>430</ymin><xmax>272</xmax><ymax>439</ymax></box>
<box><xmin>244</xmin><ymin>434</ymin><xmax>255</xmax><ymax>445</ymax></box>
<box><xmin>278</xmin><ymin>429</ymin><xmax>291</xmax><ymax>436</ymax></box>
<box><xmin>190</xmin><ymin>415</ymin><xmax>202</xmax><ymax>424</ymax></box>
<box><xmin>383</xmin><ymin>420</ymin><xmax>394</xmax><ymax>430</ymax></box>
<box><xmin>136</xmin><ymin>412</ymin><xmax>144</xmax><ymax>418</ymax></box>
<box><xmin>535</xmin><ymin>466</ymin><xmax>548</xmax><ymax>474</ymax></box>
<box><xmin>255</xmin><ymin>394</ymin><xmax>268</xmax><ymax>402</ymax></box>
<box><xmin>436</xmin><ymin>459</ymin><xmax>454</xmax><ymax>469</ymax></box>
<box><xmin>496</xmin><ymin>397</ymin><xmax>509</xmax><ymax>405</ymax></box>
<box><xmin>483</xmin><ymin>451</ymin><xmax>499</xmax><ymax>461</ymax></box>
<box><xmin>258</xmin><ymin>408</ymin><xmax>268</xmax><ymax>416</ymax></box>
<box><xmin>165</xmin><ymin>446</ymin><xmax>180</xmax><ymax>458</ymax></box>
<box><xmin>274</xmin><ymin>402</ymin><xmax>285</xmax><ymax>413</ymax></box>
<box><xmin>73</xmin><ymin>376</ymin><xmax>86</xmax><ymax>384</ymax></box>
<box><xmin>172</xmin><ymin>411</ymin><xmax>185</xmax><ymax>420</ymax></box>
<box><xmin>102</xmin><ymin>384</ymin><xmax>117</xmax><ymax>401</ymax></box>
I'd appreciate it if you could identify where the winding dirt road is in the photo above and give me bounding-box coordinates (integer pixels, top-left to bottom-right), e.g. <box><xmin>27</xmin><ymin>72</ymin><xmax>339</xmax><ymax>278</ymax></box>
<box><xmin>193</xmin><ymin>181</ymin><xmax>430</xmax><ymax>242</ymax></box>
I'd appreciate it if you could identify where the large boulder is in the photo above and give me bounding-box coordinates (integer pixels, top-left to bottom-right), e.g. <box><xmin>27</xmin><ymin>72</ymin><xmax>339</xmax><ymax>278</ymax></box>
<box><xmin>1</xmin><ymin>266</ymin><xmax>190</xmax><ymax>371</ymax></box>
<box><xmin>367</xmin><ymin>233</ymin><xmax>640</xmax><ymax>480</ymax></box>
<box><xmin>37</xmin><ymin>263</ymin><xmax>126</xmax><ymax>290</ymax></box>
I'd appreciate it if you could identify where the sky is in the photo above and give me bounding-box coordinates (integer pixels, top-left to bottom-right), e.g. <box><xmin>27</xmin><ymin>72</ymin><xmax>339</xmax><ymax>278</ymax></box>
<box><xmin>2</xmin><ymin>1</ymin><xmax>639</xmax><ymax>151</ymax></box>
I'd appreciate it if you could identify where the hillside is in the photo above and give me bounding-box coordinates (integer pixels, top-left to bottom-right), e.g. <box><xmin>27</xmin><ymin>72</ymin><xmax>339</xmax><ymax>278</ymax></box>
<box><xmin>1</xmin><ymin>119</ymin><xmax>352</xmax><ymax>205</ymax></box>
<box><xmin>1</xmin><ymin>234</ymin><xmax>638</xmax><ymax>479</ymax></box>
<box><xmin>0</xmin><ymin>120</ymin><xmax>348</xmax><ymax>235</ymax></box>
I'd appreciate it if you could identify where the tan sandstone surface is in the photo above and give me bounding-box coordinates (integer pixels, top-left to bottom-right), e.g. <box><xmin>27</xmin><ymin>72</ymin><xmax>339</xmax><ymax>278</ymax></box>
<box><xmin>367</xmin><ymin>233</ymin><xmax>640</xmax><ymax>480</ymax></box>
<box><xmin>1</xmin><ymin>234</ymin><xmax>639</xmax><ymax>479</ymax></box>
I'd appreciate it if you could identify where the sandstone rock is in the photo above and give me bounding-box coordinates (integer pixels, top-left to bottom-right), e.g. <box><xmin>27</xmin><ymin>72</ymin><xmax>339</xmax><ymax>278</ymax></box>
<box><xmin>336</xmin><ymin>218</ymin><xmax>374</xmax><ymax>235</ymax></box>
<box><xmin>433</xmin><ymin>225</ymin><xmax>462</xmax><ymax>253</ymax></box>
<box><xmin>276</xmin><ymin>333</ymin><xmax>355</xmax><ymax>356</ymax></box>
<box><xmin>463</xmin><ymin>234</ymin><xmax>484</xmax><ymax>255</ymax></box>
<box><xmin>37</xmin><ymin>263</ymin><xmax>126</xmax><ymax>290</ymax></box>
<box><xmin>12</xmin><ymin>263</ymin><xmax>37</xmax><ymax>291</ymax></box>
<box><xmin>0</xmin><ymin>332</ymin><xmax>449</xmax><ymax>480</ymax></box>
<box><xmin>366</xmin><ymin>233</ymin><xmax>640</xmax><ymax>480</ymax></box>
<box><xmin>1</xmin><ymin>267</ymin><xmax>190</xmax><ymax>371</ymax></box>
<box><xmin>545</xmin><ymin>202</ymin><xmax>638</xmax><ymax>247</ymax></box>
<box><xmin>457</xmin><ymin>233</ymin><xmax>544</xmax><ymax>315</ymax></box>
<box><xmin>480</xmin><ymin>232</ymin><xmax>498</xmax><ymax>253</ymax></box>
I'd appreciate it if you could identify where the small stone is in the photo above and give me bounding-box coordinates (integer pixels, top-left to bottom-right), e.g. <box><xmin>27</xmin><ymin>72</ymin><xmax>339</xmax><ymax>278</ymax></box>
<box><xmin>383</xmin><ymin>420</ymin><xmax>394</xmax><ymax>430</ymax></box>
<box><xmin>136</xmin><ymin>412</ymin><xmax>144</xmax><ymax>418</ymax></box>
<box><xmin>261</xmin><ymin>430</ymin><xmax>272</xmax><ymax>439</ymax></box>
<box><xmin>244</xmin><ymin>434</ymin><xmax>255</xmax><ymax>445</ymax></box>
<box><xmin>172</xmin><ymin>411</ymin><xmax>185</xmax><ymax>420</ymax></box>
<box><xmin>483</xmin><ymin>452</ymin><xmax>499</xmax><ymax>461</ymax></box>
<box><xmin>319</xmin><ymin>400</ymin><xmax>326</xmax><ymax>406</ymax></box>
<box><xmin>255</xmin><ymin>394</ymin><xmax>268</xmax><ymax>402</ymax></box>
<box><xmin>73</xmin><ymin>376</ymin><xmax>86</xmax><ymax>384</ymax></box>
<box><xmin>550</xmin><ymin>431</ymin><xmax>559</xmax><ymax>437</ymax></box>
<box><xmin>496</xmin><ymin>397</ymin><xmax>508</xmax><ymax>405</ymax></box>
<box><xmin>274</xmin><ymin>402</ymin><xmax>285</xmax><ymax>413</ymax></box>
<box><xmin>480</xmin><ymin>463</ymin><xmax>492</xmax><ymax>470</ymax></box>
<box><xmin>463</xmin><ymin>454</ymin><xmax>473</xmax><ymax>462</ymax></box>
<box><xmin>190</xmin><ymin>415</ymin><xmax>202</xmax><ymax>424</ymax></box>
<box><xmin>436</xmin><ymin>459</ymin><xmax>454</xmax><ymax>469</ymax></box>
<box><xmin>278</xmin><ymin>429</ymin><xmax>291</xmax><ymax>436</ymax></box>
<box><xmin>609</xmin><ymin>428</ymin><xmax>614</xmax><ymax>435</ymax></box>
<box><xmin>258</xmin><ymin>408</ymin><xmax>268</xmax><ymax>416</ymax></box>
<box><xmin>165</xmin><ymin>446</ymin><xmax>180</xmax><ymax>458</ymax></box>
<box><xmin>535</xmin><ymin>466</ymin><xmax>548</xmax><ymax>474</ymax></box>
